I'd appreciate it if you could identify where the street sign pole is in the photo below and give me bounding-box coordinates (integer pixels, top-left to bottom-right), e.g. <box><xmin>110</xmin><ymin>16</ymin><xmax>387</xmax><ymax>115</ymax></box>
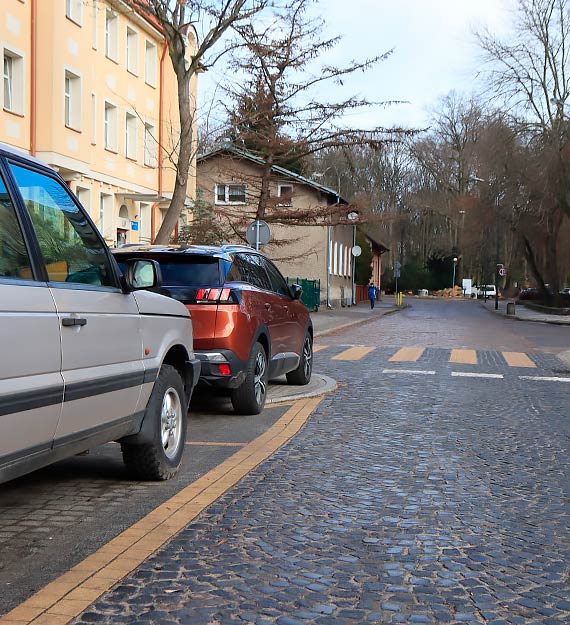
<box><xmin>256</xmin><ymin>220</ymin><xmax>260</xmax><ymax>251</ymax></box>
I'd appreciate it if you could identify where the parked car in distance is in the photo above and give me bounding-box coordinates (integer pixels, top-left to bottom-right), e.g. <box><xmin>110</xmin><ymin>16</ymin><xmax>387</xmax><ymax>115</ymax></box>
<box><xmin>113</xmin><ymin>245</ymin><xmax>313</xmax><ymax>415</ymax></box>
<box><xmin>560</xmin><ymin>287</ymin><xmax>570</xmax><ymax>295</ymax></box>
<box><xmin>476</xmin><ymin>284</ymin><xmax>497</xmax><ymax>298</ymax></box>
<box><xmin>0</xmin><ymin>144</ymin><xmax>200</xmax><ymax>485</ymax></box>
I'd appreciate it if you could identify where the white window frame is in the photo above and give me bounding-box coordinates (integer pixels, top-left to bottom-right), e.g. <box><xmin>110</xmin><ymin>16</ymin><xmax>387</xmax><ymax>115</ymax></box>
<box><xmin>104</xmin><ymin>100</ymin><xmax>118</xmax><ymax>152</ymax></box>
<box><xmin>144</xmin><ymin>40</ymin><xmax>157</xmax><ymax>87</ymax></box>
<box><xmin>333</xmin><ymin>242</ymin><xmax>338</xmax><ymax>275</ymax></box>
<box><xmin>3</xmin><ymin>49</ymin><xmax>24</xmax><ymax>115</ymax></box>
<box><xmin>104</xmin><ymin>9</ymin><xmax>118</xmax><ymax>61</ymax></box>
<box><xmin>64</xmin><ymin>69</ymin><xmax>81</xmax><ymax>130</ymax></box>
<box><xmin>126</xmin><ymin>26</ymin><xmax>139</xmax><ymax>75</ymax></box>
<box><xmin>144</xmin><ymin>122</ymin><xmax>157</xmax><ymax>167</ymax></box>
<box><xmin>277</xmin><ymin>183</ymin><xmax>293</xmax><ymax>206</ymax></box>
<box><xmin>92</xmin><ymin>0</ymin><xmax>98</xmax><ymax>49</ymax></box>
<box><xmin>65</xmin><ymin>0</ymin><xmax>82</xmax><ymax>26</ymax></box>
<box><xmin>125</xmin><ymin>111</ymin><xmax>137</xmax><ymax>160</ymax></box>
<box><xmin>91</xmin><ymin>92</ymin><xmax>97</xmax><ymax>144</ymax></box>
<box><xmin>215</xmin><ymin>184</ymin><xmax>247</xmax><ymax>205</ymax></box>
<box><xmin>99</xmin><ymin>192</ymin><xmax>112</xmax><ymax>240</ymax></box>
<box><xmin>75</xmin><ymin>186</ymin><xmax>91</xmax><ymax>215</ymax></box>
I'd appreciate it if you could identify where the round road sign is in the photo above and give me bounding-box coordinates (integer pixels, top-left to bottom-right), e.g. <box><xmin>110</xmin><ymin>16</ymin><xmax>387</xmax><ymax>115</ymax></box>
<box><xmin>246</xmin><ymin>220</ymin><xmax>271</xmax><ymax>247</ymax></box>
<box><xmin>351</xmin><ymin>245</ymin><xmax>362</xmax><ymax>257</ymax></box>
<box><xmin>498</xmin><ymin>267</ymin><xmax>507</xmax><ymax>277</ymax></box>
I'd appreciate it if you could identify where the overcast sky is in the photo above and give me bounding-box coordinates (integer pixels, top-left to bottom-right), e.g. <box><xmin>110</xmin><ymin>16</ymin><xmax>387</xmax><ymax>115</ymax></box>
<box><xmin>199</xmin><ymin>0</ymin><xmax>517</xmax><ymax>132</ymax></box>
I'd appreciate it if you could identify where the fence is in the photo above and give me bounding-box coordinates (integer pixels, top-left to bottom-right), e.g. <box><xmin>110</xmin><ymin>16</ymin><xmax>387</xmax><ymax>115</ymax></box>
<box><xmin>286</xmin><ymin>277</ymin><xmax>321</xmax><ymax>311</ymax></box>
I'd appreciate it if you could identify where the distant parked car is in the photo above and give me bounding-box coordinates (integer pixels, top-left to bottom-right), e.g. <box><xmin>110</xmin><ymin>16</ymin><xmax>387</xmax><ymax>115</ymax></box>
<box><xmin>113</xmin><ymin>245</ymin><xmax>313</xmax><ymax>415</ymax></box>
<box><xmin>560</xmin><ymin>287</ymin><xmax>570</xmax><ymax>295</ymax></box>
<box><xmin>477</xmin><ymin>284</ymin><xmax>497</xmax><ymax>298</ymax></box>
<box><xmin>0</xmin><ymin>144</ymin><xmax>200</xmax><ymax>485</ymax></box>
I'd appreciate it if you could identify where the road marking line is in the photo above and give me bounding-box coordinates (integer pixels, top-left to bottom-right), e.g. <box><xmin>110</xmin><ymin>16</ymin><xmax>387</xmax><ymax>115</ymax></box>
<box><xmin>312</xmin><ymin>345</ymin><xmax>327</xmax><ymax>353</ymax></box>
<box><xmin>451</xmin><ymin>372</ymin><xmax>504</xmax><ymax>379</ymax></box>
<box><xmin>0</xmin><ymin>397</ymin><xmax>323</xmax><ymax>625</ymax></box>
<box><xmin>382</xmin><ymin>369</ymin><xmax>436</xmax><ymax>375</ymax></box>
<box><xmin>449</xmin><ymin>349</ymin><xmax>478</xmax><ymax>364</ymax></box>
<box><xmin>332</xmin><ymin>346</ymin><xmax>375</xmax><ymax>361</ymax></box>
<box><xmin>388</xmin><ymin>347</ymin><xmax>425</xmax><ymax>362</ymax></box>
<box><xmin>519</xmin><ymin>375</ymin><xmax>570</xmax><ymax>382</ymax></box>
<box><xmin>502</xmin><ymin>352</ymin><xmax>536</xmax><ymax>368</ymax></box>
<box><xmin>185</xmin><ymin>442</ymin><xmax>245</xmax><ymax>447</ymax></box>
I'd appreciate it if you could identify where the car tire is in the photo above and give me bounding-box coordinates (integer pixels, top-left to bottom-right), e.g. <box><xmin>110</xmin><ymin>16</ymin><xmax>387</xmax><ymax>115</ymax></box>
<box><xmin>121</xmin><ymin>364</ymin><xmax>187</xmax><ymax>480</ymax></box>
<box><xmin>286</xmin><ymin>331</ymin><xmax>313</xmax><ymax>386</ymax></box>
<box><xmin>231</xmin><ymin>342</ymin><xmax>268</xmax><ymax>415</ymax></box>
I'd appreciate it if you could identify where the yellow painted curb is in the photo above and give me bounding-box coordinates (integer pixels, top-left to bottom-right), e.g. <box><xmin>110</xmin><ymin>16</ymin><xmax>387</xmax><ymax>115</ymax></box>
<box><xmin>0</xmin><ymin>397</ymin><xmax>323</xmax><ymax>625</ymax></box>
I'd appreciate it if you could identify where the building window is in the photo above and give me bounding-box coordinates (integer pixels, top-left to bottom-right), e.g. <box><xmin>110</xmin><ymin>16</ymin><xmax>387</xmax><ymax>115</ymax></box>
<box><xmin>64</xmin><ymin>70</ymin><xmax>81</xmax><ymax>130</ymax></box>
<box><xmin>91</xmin><ymin>0</ymin><xmax>98</xmax><ymax>49</ymax></box>
<box><xmin>65</xmin><ymin>0</ymin><xmax>82</xmax><ymax>25</ymax></box>
<box><xmin>126</xmin><ymin>27</ymin><xmax>138</xmax><ymax>75</ymax></box>
<box><xmin>91</xmin><ymin>93</ymin><xmax>97</xmax><ymax>144</ymax></box>
<box><xmin>105</xmin><ymin>10</ymin><xmax>118</xmax><ymax>61</ymax></box>
<box><xmin>104</xmin><ymin>101</ymin><xmax>118</xmax><ymax>151</ymax></box>
<box><xmin>3</xmin><ymin>51</ymin><xmax>23</xmax><ymax>114</ymax></box>
<box><xmin>215</xmin><ymin>184</ymin><xmax>246</xmax><ymax>204</ymax></box>
<box><xmin>333</xmin><ymin>242</ymin><xmax>338</xmax><ymax>275</ymax></box>
<box><xmin>145</xmin><ymin>40</ymin><xmax>157</xmax><ymax>86</ymax></box>
<box><xmin>144</xmin><ymin>122</ymin><xmax>156</xmax><ymax>167</ymax></box>
<box><xmin>277</xmin><ymin>184</ymin><xmax>293</xmax><ymax>206</ymax></box>
<box><xmin>125</xmin><ymin>112</ymin><xmax>137</xmax><ymax>160</ymax></box>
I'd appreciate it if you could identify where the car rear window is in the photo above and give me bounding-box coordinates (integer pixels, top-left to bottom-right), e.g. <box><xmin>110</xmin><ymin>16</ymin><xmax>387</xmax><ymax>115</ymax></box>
<box><xmin>157</xmin><ymin>257</ymin><xmax>222</xmax><ymax>286</ymax></box>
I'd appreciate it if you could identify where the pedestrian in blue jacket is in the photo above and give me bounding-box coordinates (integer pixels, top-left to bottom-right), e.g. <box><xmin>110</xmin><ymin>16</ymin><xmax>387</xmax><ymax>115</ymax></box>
<box><xmin>368</xmin><ymin>283</ymin><xmax>377</xmax><ymax>309</ymax></box>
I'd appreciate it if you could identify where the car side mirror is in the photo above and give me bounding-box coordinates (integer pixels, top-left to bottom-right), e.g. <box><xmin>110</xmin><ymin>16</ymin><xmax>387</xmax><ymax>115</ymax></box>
<box><xmin>290</xmin><ymin>283</ymin><xmax>303</xmax><ymax>300</ymax></box>
<box><xmin>123</xmin><ymin>259</ymin><xmax>163</xmax><ymax>291</ymax></box>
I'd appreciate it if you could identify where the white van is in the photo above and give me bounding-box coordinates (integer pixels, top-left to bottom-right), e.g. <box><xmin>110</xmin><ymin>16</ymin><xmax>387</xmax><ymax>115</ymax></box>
<box><xmin>477</xmin><ymin>285</ymin><xmax>497</xmax><ymax>298</ymax></box>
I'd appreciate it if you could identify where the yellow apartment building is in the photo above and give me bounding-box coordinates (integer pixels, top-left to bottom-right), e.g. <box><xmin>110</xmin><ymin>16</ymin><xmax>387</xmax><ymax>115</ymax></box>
<box><xmin>1</xmin><ymin>0</ymin><xmax>197</xmax><ymax>246</ymax></box>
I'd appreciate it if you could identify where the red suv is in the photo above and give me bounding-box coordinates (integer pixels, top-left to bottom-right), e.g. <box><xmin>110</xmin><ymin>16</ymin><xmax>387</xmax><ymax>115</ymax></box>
<box><xmin>113</xmin><ymin>245</ymin><xmax>313</xmax><ymax>414</ymax></box>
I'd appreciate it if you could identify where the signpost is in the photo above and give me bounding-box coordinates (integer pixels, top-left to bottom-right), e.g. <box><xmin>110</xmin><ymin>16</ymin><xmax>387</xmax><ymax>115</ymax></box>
<box><xmin>246</xmin><ymin>220</ymin><xmax>271</xmax><ymax>251</ymax></box>
<box><xmin>394</xmin><ymin>261</ymin><xmax>401</xmax><ymax>298</ymax></box>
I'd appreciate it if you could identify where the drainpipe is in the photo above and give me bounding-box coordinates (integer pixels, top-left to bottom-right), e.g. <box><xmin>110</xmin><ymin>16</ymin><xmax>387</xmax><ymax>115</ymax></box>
<box><xmin>30</xmin><ymin>0</ymin><xmax>38</xmax><ymax>155</ymax></box>
<box><xmin>326</xmin><ymin>225</ymin><xmax>331</xmax><ymax>308</ymax></box>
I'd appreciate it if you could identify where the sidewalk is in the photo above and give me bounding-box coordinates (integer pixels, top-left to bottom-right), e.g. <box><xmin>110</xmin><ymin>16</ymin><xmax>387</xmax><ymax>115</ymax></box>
<box><xmin>481</xmin><ymin>298</ymin><xmax>570</xmax><ymax>325</ymax></box>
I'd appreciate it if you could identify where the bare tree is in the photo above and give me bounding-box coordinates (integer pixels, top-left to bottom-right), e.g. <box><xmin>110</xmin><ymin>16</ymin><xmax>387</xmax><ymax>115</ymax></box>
<box><xmin>128</xmin><ymin>0</ymin><xmax>273</xmax><ymax>244</ymax></box>
<box><xmin>222</xmin><ymin>0</ymin><xmax>413</xmax><ymax>222</ymax></box>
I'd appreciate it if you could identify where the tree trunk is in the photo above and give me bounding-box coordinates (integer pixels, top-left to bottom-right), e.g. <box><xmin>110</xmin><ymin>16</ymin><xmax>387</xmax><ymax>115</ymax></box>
<box><xmin>154</xmin><ymin>69</ymin><xmax>193</xmax><ymax>244</ymax></box>
<box><xmin>256</xmin><ymin>155</ymin><xmax>274</xmax><ymax>220</ymax></box>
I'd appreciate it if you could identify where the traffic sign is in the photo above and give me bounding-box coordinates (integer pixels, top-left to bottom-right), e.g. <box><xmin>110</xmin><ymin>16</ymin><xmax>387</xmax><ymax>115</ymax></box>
<box><xmin>394</xmin><ymin>261</ymin><xmax>402</xmax><ymax>270</ymax></box>
<box><xmin>498</xmin><ymin>266</ymin><xmax>507</xmax><ymax>277</ymax></box>
<box><xmin>351</xmin><ymin>245</ymin><xmax>362</xmax><ymax>257</ymax></box>
<box><xmin>246</xmin><ymin>220</ymin><xmax>271</xmax><ymax>249</ymax></box>
<box><xmin>393</xmin><ymin>269</ymin><xmax>401</xmax><ymax>278</ymax></box>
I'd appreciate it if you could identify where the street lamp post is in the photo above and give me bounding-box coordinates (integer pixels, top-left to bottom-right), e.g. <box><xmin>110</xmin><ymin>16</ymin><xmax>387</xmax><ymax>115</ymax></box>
<box><xmin>452</xmin><ymin>256</ymin><xmax>458</xmax><ymax>294</ymax></box>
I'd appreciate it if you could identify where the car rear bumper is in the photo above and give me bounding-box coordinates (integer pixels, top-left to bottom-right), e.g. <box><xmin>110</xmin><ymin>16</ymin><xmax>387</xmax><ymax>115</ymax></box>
<box><xmin>194</xmin><ymin>349</ymin><xmax>246</xmax><ymax>389</ymax></box>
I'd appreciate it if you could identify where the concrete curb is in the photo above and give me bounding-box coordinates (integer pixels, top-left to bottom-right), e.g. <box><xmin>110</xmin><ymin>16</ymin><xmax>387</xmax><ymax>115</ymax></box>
<box><xmin>558</xmin><ymin>350</ymin><xmax>570</xmax><ymax>366</ymax></box>
<box><xmin>267</xmin><ymin>374</ymin><xmax>337</xmax><ymax>404</ymax></box>
<box><xmin>480</xmin><ymin>301</ymin><xmax>570</xmax><ymax>326</ymax></box>
<box><xmin>314</xmin><ymin>305</ymin><xmax>406</xmax><ymax>338</ymax></box>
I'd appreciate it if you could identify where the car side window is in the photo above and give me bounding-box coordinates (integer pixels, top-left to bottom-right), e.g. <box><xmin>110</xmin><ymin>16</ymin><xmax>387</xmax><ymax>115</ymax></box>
<box><xmin>229</xmin><ymin>253</ymin><xmax>271</xmax><ymax>291</ymax></box>
<box><xmin>263</xmin><ymin>258</ymin><xmax>291</xmax><ymax>297</ymax></box>
<box><xmin>0</xmin><ymin>173</ymin><xmax>33</xmax><ymax>280</ymax></box>
<box><xmin>9</xmin><ymin>164</ymin><xmax>117</xmax><ymax>288</ymax></box>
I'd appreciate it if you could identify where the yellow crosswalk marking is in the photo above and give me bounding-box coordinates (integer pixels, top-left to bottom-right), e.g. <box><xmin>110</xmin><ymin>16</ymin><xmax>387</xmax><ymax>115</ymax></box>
<box><xmin>389</xmin><ymin>347</ymin><xmax>425</xmax><ymax>362</ymax></box>
<box><xmin>332</xmin><ymin>346</ymin><xmax>375</xmax><ymax>361</ymax></box>
<box><xmin>502</xmin><ymin>352</ymin><xmax>536</xmax><ymax>368</ymax></box>
<box><xmin>313</xmin><ymin>345</ymin><xmax>327</xmax><ymax>353</ymax></box>
<box><xmin>449</xmin><ymin>349</ymin><xmax>478</xmax><ymax>365</ymax></box>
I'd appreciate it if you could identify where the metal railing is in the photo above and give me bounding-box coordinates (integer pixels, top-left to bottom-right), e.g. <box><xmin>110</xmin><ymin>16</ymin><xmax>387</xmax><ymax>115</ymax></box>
<box><xmin>286</xmin><ymin>277</ymin><xmax>320</xmax><ymax>311</ymax></box>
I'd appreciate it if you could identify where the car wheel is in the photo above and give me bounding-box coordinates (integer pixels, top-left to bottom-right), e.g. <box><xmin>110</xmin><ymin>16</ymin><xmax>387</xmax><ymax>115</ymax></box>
<box><xmin>231</xmin><ymin>342</ymin><xmax>268</xmax><ymax>415</ymax></box>
<box><xmin>286</xmin><ymin>331</ymin><xmax>313</xmax><ymax>385</ymax></box>
<box><xmin>121</xmin><ymin>364</ymin><xmax>187</xmax><ymax>480</ymax></box>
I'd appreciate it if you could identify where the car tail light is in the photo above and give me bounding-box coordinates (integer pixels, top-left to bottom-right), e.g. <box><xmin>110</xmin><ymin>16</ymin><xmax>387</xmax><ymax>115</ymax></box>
<box><xmin>218</xmin><ymin>364</ymin><xmax>231</xmax><ymax>376</ymax></box>
<box><xmin>195</xmin><ymin>288</ymin><xmax>238</xmax><ymax>304</ymax></box>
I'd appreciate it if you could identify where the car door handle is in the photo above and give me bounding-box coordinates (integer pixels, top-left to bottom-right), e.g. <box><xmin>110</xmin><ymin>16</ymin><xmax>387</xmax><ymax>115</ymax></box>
<box><xmin>264</xmin><ymin>303</ymin><xmax>271</xmax><ymax>309</ymax></box>
<box><xmin>62</xmin><ymin>317</ymin><xmax>87</xmax><ymax>327</ymax></box>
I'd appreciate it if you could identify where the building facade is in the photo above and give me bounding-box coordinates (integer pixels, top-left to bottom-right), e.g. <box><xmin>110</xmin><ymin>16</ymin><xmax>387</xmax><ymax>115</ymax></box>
<box><xmin>197</xmin><ymin>146</ymin><xmax>357</xmax><ymax>308</ymax></box>
<box><xmin>1</xmin><ymin>0</ymin><xmax>197</xmax><ymax>246</ymax></box>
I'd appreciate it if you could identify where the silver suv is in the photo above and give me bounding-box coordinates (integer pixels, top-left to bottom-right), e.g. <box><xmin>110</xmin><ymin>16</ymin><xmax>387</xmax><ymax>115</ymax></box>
<box><xmin>0</xmin><ymin>145</ymin><xmax>200</xmax><ymax>484</ymax></box>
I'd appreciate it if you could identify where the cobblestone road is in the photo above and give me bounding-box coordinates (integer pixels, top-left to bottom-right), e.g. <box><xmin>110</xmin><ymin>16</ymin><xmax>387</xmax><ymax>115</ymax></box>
<box><xmin>65</xmin><ymin>301</ymin><xmax>570</xmax><ymax>625</ymax></box>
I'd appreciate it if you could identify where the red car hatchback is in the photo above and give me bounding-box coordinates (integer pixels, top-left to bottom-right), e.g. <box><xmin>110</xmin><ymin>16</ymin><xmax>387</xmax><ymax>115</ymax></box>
<box><xmin>113</xmin><ymin>245</ymin><xmax>313</xmax><ymax>414</ymax></box>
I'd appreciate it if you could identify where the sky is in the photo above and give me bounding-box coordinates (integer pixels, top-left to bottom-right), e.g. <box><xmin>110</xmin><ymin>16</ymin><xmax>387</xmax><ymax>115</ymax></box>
<box><xmin>198</xmin><ymin>0</ymin><xmax>517</xmax><ymax>133</ymax></box>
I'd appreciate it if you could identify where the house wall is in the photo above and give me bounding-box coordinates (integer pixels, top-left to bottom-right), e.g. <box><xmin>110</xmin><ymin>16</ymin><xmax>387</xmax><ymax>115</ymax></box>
<box><xmin>197</xmin><ymin>153</ymin><xmax>356</xmax><ymax>307</ymax></box>
<box><xmin>1</xmin><ymin>0</ymin><xmax>196</xmax><ymax>247</ymax></box>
